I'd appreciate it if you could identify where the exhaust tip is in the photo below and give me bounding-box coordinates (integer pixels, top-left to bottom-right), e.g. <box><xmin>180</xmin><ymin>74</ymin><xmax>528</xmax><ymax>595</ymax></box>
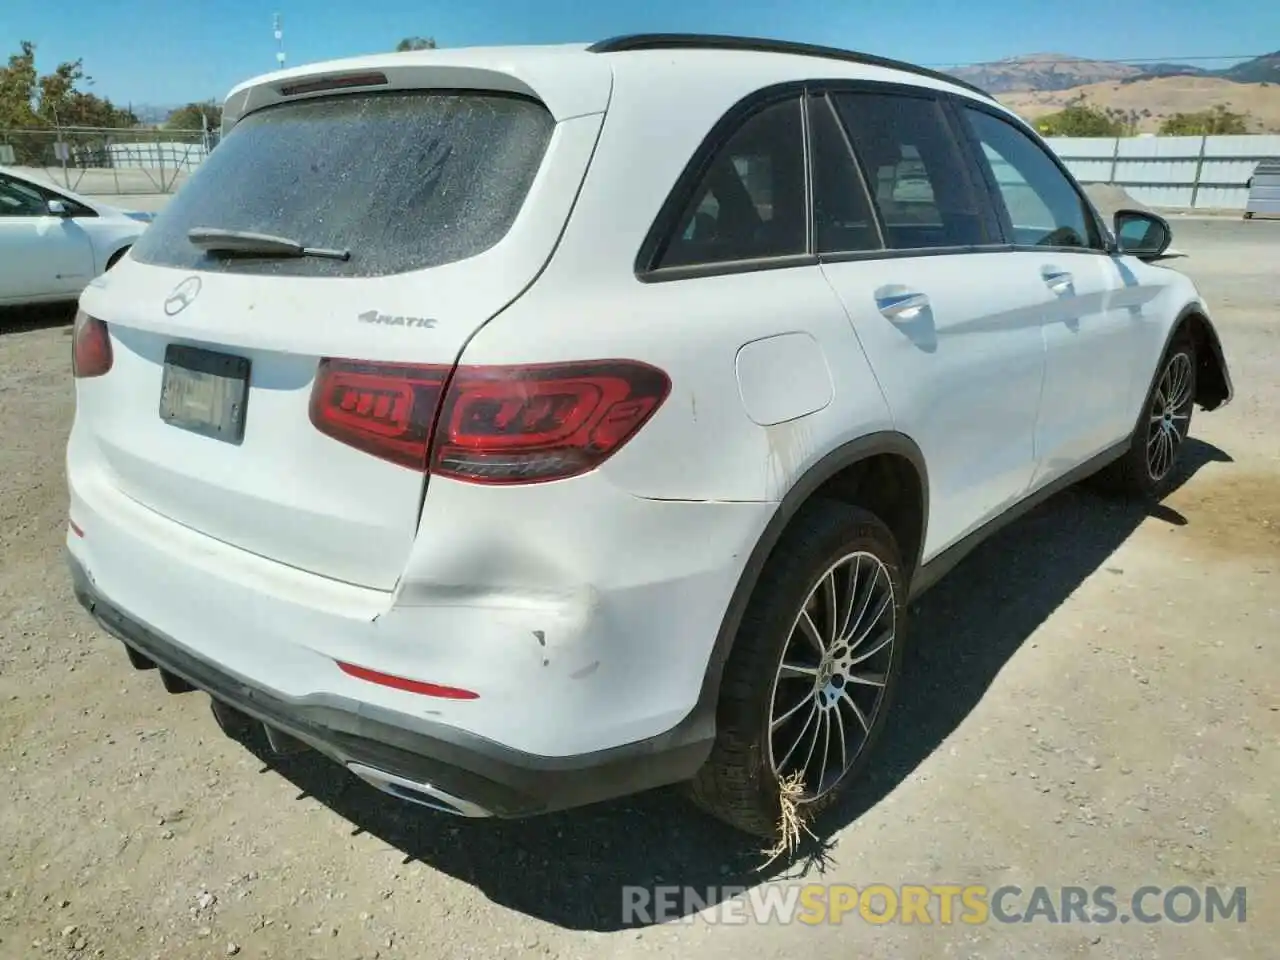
<box><xmin>347</xmin><ymin>762</ymin><xmax>492</xmax><ymax>818</ymax></box>
<box><xmin>159</xmin><ymin>668</ymin><xmax>195</xmax><ymax>694</ymax></box>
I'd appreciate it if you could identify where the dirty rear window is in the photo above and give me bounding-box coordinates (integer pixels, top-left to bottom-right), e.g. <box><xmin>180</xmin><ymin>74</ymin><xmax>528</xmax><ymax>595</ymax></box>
<box><xmin>130</xmin><ymin>91</ymin><xmax>554</xmax><ymax>277</ymax></box>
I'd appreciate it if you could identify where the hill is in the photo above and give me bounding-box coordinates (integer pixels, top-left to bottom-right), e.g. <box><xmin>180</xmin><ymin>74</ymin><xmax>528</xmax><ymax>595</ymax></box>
<box><xmin>949</xmin><ymin>53</ymin><xmax>1141</xmax><ymax>93</ymax></box>
<box><xmin>998</xmin><ymin>76</ymin><xmax>1280</xmax><ymax>133</ymax></box>
<box><xmin>948</xmin><ymin>50</ymin><xmax>1280</xmax><ymax>94</ymax></box>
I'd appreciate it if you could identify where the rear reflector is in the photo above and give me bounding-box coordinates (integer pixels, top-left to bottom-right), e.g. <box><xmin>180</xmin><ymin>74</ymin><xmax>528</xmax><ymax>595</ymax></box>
<box><xmin>71</xmin><ymin>310</ymin><xmax>112</xmax><ymax>378</ymax></box>
<box><xmin>337</xmin><ymin>661</ymin><xmax>479</xmax><ymax>700</ymax></box>
<box><xmin>310</xmin><ymin>359</ymin><xmax>670</xmax><ymax>484</ymax></box>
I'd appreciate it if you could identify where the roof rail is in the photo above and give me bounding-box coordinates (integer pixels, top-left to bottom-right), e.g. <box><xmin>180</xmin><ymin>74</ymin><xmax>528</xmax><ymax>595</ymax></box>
<box><xmin>586</xmin><ymin>33</ymin><xmax>993</xmax><ymax>100</ymax></box>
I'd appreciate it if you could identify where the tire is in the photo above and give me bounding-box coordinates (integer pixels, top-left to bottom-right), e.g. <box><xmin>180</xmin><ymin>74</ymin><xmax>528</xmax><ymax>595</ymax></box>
<box><xmin>689</xmin><ymin>500</ymin><xmax>908</xmax><ymax>838</ymax></box>
<box><xmin>1243</xmin><ymin>212</ymin><xmax>1254</xmax><ymax>220</ymax></box>
<box><xmin>1093</xmin><ymin>327</ymin><xmax>1196</xmax><ymax>500</ymax></box>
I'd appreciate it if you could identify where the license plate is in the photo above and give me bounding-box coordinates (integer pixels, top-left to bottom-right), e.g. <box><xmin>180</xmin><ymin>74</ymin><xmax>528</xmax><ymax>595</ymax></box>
<box><xmin>159</xmin><ymin>344</ymin><xmax>251</xmax><ymax>444</ymax></box>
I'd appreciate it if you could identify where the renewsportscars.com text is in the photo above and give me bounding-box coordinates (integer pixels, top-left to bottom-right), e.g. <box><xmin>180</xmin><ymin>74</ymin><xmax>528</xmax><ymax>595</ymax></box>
<box><xmin>622</xmin><ymin>884</ymin><xmax>1247</xmax><ymax>926</ymax></box>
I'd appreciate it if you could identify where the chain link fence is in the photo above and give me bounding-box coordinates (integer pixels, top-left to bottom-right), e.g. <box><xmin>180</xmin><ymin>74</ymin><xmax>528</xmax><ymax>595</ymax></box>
<box><xmin>0</xmin><ymin>126</ymin><xmax>219</xmax><ymax>196</ymax></box>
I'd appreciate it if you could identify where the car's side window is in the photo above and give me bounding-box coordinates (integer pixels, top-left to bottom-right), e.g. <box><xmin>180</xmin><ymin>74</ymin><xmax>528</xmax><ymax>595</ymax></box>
<box><xmin>0</xmin><ymin>175</ymin><xmax>50</xmax><ymax>217</ymax></box>
<box><xmin>657</xmin><ymin>97</ymin><xmax>807</xmax><ymax>269</ymax></box>
<box><xmin>830</xmin><ymin>91</ymin><xmax>991</xmax><ymax>250</ymax></box>
<box><xmin>809</xmin><ymin>94</ymin><xmax>882</xmax><ymax>255</ymax></box>
<box><xmin>960</xmin><ymin>106</ymin><xmax>1103</xmax><ymax>250</ymax></box>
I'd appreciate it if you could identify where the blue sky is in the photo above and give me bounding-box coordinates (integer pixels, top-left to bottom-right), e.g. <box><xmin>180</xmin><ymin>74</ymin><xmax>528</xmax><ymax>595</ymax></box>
<box><xmin>5</xmin><ymin>0</ymin><xmax>1277</xmax><ymax>107</ymax></box>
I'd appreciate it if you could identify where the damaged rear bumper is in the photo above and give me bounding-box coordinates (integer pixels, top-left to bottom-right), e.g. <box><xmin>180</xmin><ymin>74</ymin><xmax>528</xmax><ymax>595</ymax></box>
<box><xmin>67</xmin><ymin>550</ymin><xmax>714</xmax><ymax>819</ymax></box>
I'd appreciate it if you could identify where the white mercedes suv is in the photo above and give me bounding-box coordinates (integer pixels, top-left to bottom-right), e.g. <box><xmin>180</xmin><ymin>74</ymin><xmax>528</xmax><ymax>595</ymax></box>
<box><xmin>65</xmin><ymin>34</ymin><xmax>1232</xmax><ymax>837</ymax></box>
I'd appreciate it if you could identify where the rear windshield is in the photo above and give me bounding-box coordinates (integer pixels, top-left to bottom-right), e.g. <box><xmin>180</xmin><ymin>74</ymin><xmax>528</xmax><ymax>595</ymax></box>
<box><xmin>130</xmin><ymin>91</ymin><xmax>554</xmax><ymax>278</ymax></box>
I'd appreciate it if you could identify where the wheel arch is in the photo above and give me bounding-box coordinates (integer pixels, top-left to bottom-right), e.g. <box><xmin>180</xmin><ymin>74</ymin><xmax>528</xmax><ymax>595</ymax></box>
<box><xmin>1173</xmin><ymin>303</ymin><xmax>1233</xmax><ymax>411</ymax></box>
<box><xmin>687</xmin><ymin>431</ymin><xmax>929</xmax><ymax>732</ymax></box>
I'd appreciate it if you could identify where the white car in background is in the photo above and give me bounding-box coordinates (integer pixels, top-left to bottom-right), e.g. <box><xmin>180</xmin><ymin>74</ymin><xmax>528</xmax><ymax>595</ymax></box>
<box><xmin>0</xmin><ymin>167</ymin><xmax>153</xmax><ymax>308</ymax></box>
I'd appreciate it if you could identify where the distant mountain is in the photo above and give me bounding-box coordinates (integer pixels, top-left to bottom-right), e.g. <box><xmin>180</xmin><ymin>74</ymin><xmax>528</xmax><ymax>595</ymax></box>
<box><xmin>1220</xmin><ymin>50</ymin><xmax>1280</xmax><ymax>84</ymax></box>
<box><xmin>948</xmin><ymin>54</ymin><xmax>1141</xmax><ymax>94</ymax></box>
<box><xmin>124</xmin><ymin>103</ymin><xmax>186</xmax><ymax>126</ymax></box>
<box><xmin>947</xmin><ymin>49</ymin><xmax>1280</xmax><ymax>94</ymax></box>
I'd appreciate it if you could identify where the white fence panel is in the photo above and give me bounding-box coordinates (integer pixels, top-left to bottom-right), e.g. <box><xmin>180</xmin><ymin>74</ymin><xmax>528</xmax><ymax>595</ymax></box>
<box><xmin>1044</xmin><ymin>134</ymin><xmax>1280</xmax><ymax>211</ymax></box>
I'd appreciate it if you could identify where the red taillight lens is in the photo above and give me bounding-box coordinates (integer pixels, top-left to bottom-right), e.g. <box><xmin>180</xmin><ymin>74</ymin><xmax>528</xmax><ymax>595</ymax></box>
<box><xmin>309</xmin><ymin>359</ymin><xmax>448</xmax><ymax>470</ymax></box>
<box><xmin>433</xmin><ymin>361</ymin><xmax>670</xmax><ymax>484</ymax></box>
<box><xmin>309</xmin><ymin>358</ymin><xmax>670</xmax><ymax>483</ymax></box>
<box><xmin>71</xmin><ymin>310</ymin><xmax>113</xmax><ymax>378</ymax></box>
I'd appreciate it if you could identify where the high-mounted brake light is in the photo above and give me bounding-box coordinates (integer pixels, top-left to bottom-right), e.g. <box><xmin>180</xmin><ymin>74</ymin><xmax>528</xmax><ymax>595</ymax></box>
<box><xmin>278</xmin><ymin>71</ymin><xmax>389</xmax><ymax>97</ymax></box>
<box><xmin>71</xmin><ymin>310</ymin><xmax>112</xmax><ymax>378</ymax></box>
<box><xmin>309</xmin><ymin>359</ymin><xmax>671</xmax><ymax>484</ymax></box>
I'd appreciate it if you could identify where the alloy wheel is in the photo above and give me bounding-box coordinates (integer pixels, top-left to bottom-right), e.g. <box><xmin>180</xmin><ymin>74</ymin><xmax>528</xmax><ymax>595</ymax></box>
<box><xmin>766</xmin><ymin>551</ymin><xmax>897</xmax><ymax>802</ymax></box>
<box><xmin>1147</xmin><ymin>351</ymin><xmax>1194</xmax><ymax>482</ymax></box>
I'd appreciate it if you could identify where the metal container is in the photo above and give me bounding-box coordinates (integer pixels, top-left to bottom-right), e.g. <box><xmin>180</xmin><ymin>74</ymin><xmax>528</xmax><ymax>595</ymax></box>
<box><xmin>1244</xmin><ymin>158</ymin><xmax>1280</xmax><ymax>219</ymax></box>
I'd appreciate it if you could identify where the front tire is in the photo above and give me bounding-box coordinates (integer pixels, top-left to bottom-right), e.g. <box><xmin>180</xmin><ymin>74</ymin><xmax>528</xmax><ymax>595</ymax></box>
<box><xmin>689</xmin><ymin>501</ymin><xmax>908</xmax><ymax>838</ymax></box>
<box><xmin>1095</xmin><ymin>329</ymin><xmax>1197</xmax><ymax>500</ymax></box>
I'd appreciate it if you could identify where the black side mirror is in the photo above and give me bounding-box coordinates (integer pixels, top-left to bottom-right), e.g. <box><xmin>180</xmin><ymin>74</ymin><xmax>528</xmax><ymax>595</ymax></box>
<box><xmin>1113</xmin><ymin>209</ymin><xmax>1172</xmax><ymax>260</ymax></box>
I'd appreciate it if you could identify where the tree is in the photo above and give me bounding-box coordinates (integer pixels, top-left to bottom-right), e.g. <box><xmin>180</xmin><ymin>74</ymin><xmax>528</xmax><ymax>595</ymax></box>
<box><xmin>166</xmin><ymin>101</ymin><xmax>222</xmax><ymax>133</ymax></box>
<box><xmin>1033</xmin><ymin>99</ymin><xmax>1125</xmax><ymax>137</ymax></box>
<box><xmin>395</xmin><ymin>36</ymin><xmax>437</xmax><ymax>51</ymax></box>
<box><xmin>1159</xmin><ymin>105</ymin><xmax>1250</xmax><ymax>136</ymax></box>
<box><xmin>0</xmin><ymin>40</ymin><xmax>136</xmax><ymax>129</ymax></box>
<box><xmin>0</xmin><ymin>41</ymin><xmax>39</xmax><ymax>128</ymax></box>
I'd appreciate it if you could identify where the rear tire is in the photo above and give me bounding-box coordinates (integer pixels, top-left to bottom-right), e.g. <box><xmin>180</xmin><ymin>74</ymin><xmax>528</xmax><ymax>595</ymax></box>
<box><xmin>689</xmin><ymin>500</ymin><xmax>908</xmax><ymax>838</ymax></box>
<box><xmin>1093</xmin><ymin>328</ymin><xmax>1196</xmax><ymax>500</ymax></box>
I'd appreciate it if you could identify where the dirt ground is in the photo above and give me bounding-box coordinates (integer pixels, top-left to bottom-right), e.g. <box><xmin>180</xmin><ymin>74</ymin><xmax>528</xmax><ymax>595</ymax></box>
<box><xmin>1</xmin><ymin>217</ymin><xmax>1277</xmax><ymax>960</ymax></box>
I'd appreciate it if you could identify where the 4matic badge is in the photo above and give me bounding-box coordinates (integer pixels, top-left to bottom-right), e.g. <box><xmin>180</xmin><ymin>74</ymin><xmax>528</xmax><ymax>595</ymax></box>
<box><xmin>358</xmin><ymin>310</ymin><xmax>437</xmax><ymax>329</ymax></box>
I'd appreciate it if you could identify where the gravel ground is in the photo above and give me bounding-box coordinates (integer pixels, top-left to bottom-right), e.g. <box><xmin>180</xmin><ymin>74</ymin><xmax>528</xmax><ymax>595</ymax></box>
<box><xmin>1</xmin><ymin>218</ymin><xmax>1277</xmax><ymax>960</ymax></box>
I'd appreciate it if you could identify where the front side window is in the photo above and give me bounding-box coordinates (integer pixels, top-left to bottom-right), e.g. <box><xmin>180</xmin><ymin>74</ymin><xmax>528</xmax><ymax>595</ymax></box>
<box><xmin>831</xmin><ymin>92</ymin><xmax>990</xmax><ymax>250</ymax></box>
<box><xmin>655</xmin><ymin>97</ymin><xmax>807</xmax><ymax>269</ymax></box>
<box><xmin>0</xmin><ymin>175</ymin><xmax>50</xmax><ymax>217</ymax></box>
<box><xmin>961</xmin><ymin>107</ymin><xmax>1102</xmax><ymax>250</ymax></box>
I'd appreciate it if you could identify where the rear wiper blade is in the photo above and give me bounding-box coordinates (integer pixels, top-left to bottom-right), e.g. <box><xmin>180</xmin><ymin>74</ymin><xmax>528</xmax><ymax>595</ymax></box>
<box><xmin>187</xmin><ymin>227</ymin><xmax>350</xmax><ymax>261</ymax></box>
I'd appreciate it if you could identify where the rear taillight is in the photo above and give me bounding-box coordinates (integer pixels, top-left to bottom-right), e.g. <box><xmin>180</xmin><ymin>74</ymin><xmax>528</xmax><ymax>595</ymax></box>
<box><xmin>310</xmin><ymin>360</ymin><xmax>447</xmax><ymax>470</ymax></box>
<box><xmin>309</xmin><ymin>359</ymin><xmax>670</xmax><ymax>484</ymax></box>
<box><xmin>71</xmin><ymin>310</ymin><xmax>112</xmax><ymax>378</ymax></box>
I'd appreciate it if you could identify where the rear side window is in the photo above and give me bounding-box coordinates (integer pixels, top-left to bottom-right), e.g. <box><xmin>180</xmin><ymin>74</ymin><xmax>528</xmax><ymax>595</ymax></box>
<box><xmin>130</xmin><ymin>92</ymin><xmax>554</xmax><ymax>278</ymax></box>
<box><xmin>809</xmin><ymin>94</ymin><xmax>881</xmax><ymax>255</ymax></box>
<box><xmin>831</xmin><ymin>92</ymin><xmax>990</xmax><ymax>250</ymax></box>
<box><xmin>655</xmin><ymin>97</ymin><xmax>807</xmax><ymax>269</ymax></box>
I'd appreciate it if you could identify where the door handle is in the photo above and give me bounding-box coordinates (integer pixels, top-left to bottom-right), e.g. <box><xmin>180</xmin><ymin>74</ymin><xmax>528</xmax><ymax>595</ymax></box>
<box><xmin>875</xmin><ymin>287</ymin><xmax>931</xmax><ymax>321</ymax></box>
<box><xmin>1041</xmin><ymin>267</ymin><xmax>1074</xmax><ymax>294</ymax></box>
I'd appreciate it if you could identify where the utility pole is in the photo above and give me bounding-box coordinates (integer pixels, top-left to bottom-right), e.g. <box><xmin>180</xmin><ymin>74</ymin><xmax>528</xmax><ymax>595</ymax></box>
<box><xmin>273</xmin><ymin>14</ymin><xmax>286</xmax><ymax>69</ymax></box>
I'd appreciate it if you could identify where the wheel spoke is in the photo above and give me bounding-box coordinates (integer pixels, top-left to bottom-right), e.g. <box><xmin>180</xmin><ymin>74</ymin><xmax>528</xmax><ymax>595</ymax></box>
<box><xmin>849</xmin><ymin>627</ymin><xmax>893</xmax><ymax>665</ymax></box>
<box><xmin>849</xmin><ymin>593</ymin><xmax>892</xmax><ymax>653</ymax></box>
<box><xmin>778</xmin><ymin>702</ymin><xmax>818</xmax><ymax>770</ymax></box>
<box><xmin>795</xmin><ymin>609</ymin><xmax>826</xmax><ymax>657</ymax></box>
<box><xmin>779</xmin><ymin>661</ymin><xmax>819</xmax><ymax>680</ymax></box>
<box><xmin>771</xmin><ymin>690</ymin><xmax>813</xmax><ymax>731</ymax></box>
<box><xmin>799</xmin><ymin>704</ymin><xmax>825</xmax><ymax>781</ymax></box>
<box><xmin>838</xmin><ymin>689</ymin><xmax>871</xmax><ymax>734</ymax></box>
<box><xmin>844</xmin><ymin>564</ymin><xmax>882</xmax><ymax>643</ymax></box>
<box><xmin>821</xmin><ymin>570</ymin><xmax>839</xmax><ymax>646</ymax></box>
<box><xmin>837</xmin><ymin>556</ymin><xmax>861</xmax><ymax>643</ymax></box>
<box><xmin>832</xmin><ymin>702</ymin><xmax>849</xmax><ymax>772</ymax></box>
<box><xmin>805</xmin><ymin>709</ymin><xmax>832</xmax><ymax>787</ymax></box>
<box><xmin>849</xmin><ymin>670</ymin><xmax>887</xmax><ymax>688</ymax></box>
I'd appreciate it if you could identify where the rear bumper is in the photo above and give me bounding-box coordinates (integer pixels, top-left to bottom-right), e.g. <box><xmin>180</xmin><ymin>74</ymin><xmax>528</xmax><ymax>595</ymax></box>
<box><xmin>67</xmin><ymin>550</ymin><xmax>713</xmax><ymax>818</ymax></box>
